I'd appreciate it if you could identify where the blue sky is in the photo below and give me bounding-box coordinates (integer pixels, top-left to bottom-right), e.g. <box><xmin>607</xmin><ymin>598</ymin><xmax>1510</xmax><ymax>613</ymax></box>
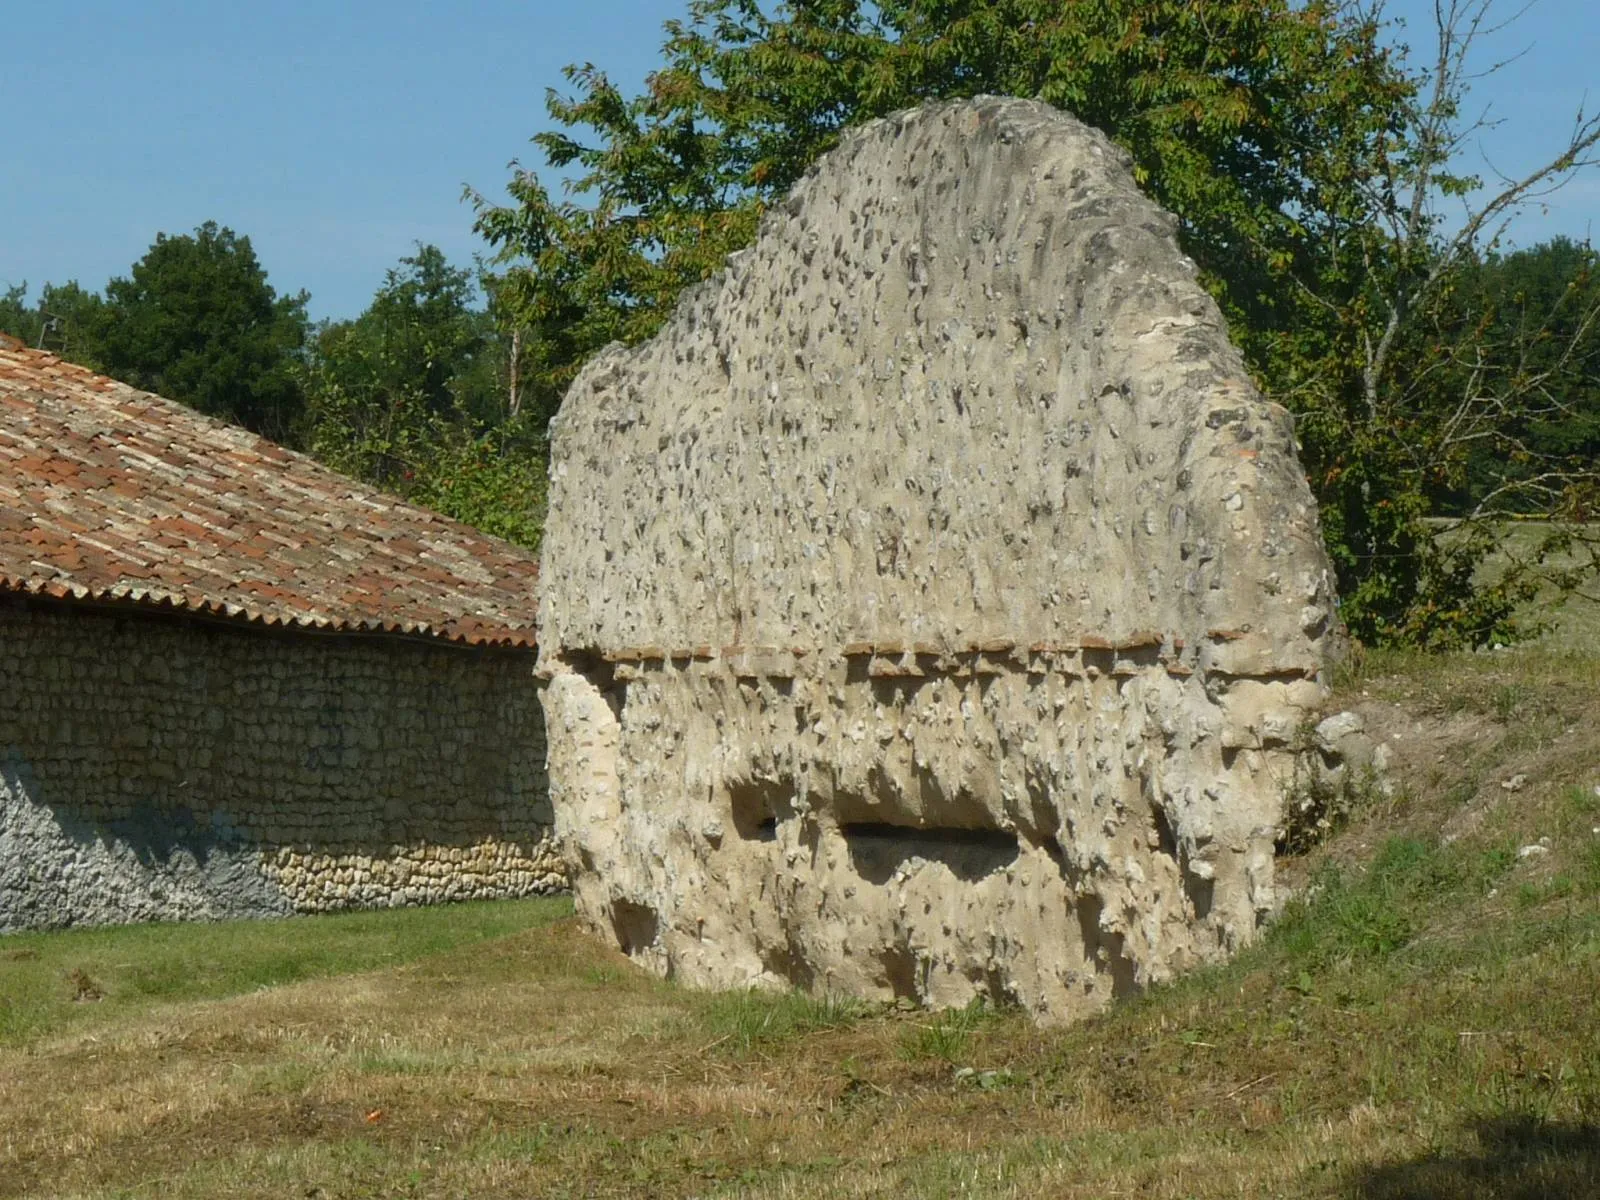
<box><xmin>3</xmin><ymin>0</ymin><xmax>1596</xmax><ymax>322</ymax></box>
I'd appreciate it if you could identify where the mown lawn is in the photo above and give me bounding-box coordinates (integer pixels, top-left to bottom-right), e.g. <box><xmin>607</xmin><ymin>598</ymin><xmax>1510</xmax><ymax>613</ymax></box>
<box><xmin>1452</xmin><ymin>518</ymin><xmax>1600</xmax><ymax>652</ymax></box>
<box><xmin>2</xmin><ymin>648</ymin><xmax>1598</xmax><ymax>1198</ymax></box>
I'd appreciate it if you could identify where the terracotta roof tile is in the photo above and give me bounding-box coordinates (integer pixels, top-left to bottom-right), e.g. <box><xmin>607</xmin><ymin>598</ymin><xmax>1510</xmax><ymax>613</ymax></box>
<box><xmin>0</xmin><ymin>338</ymin><xmax>538</xmax><ymax>647</ymax></box>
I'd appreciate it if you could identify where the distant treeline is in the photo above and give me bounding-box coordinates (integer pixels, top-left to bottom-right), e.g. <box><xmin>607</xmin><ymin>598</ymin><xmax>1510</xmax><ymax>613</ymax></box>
<box><xmin>1433</xmin><ymin>237</ymin><xmax>1600</xmax><ymax>516</ymax></box>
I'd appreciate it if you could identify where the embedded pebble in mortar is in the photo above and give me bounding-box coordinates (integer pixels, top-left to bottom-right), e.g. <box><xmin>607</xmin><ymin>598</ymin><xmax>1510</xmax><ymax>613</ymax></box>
<box><xmin>538</xmin><ymin>97</ymin><xmax>1339</xmax><ymax>1024</ymax></box>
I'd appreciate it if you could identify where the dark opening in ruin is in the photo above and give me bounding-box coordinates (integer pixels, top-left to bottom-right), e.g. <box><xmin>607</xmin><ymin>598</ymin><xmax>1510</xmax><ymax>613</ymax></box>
<box><xmin>610</xmin><ymin>900</ymin><xmax>659</xmax><ymax>956</ymax></box>
<box><xmin>1115</xmin><ymin>641</ymin><xmax>1163</xmax><ymax>671</ymax></box>
<box><xmin>1081</xmin><ymin>646</ymin><xmax>1116</xmax><ymax>676</ymax></box>
<box><xmin>759</xmin><ymin>936</ymin><xmax>818</xmax><ymax>991</ymax></box>
<box><xmin>878</xmin><ymin>941</ymin><xmax>922</xmax><ymax>1000</ymax></box>
<box><xmin>842</xmin><ymin>823</ymin><xmax>1019</xmax><ymax>884</ymax></box>
<box><xmin>1150</xmin><ymin>802</ymin><xmax>1179</xmax><ymax>862</ymax></box>
<box><xmin>1040</xmin><ymin>834</ymin><xmax>1066</xmax><ymax>866</ymax></box>
<box><xmin>1075</xmin><ymin>894</ymin><xmax>1140</xmax><ymax>1000</ymax></box>
<box><xmin>728</xmin><ymin>778</ymin><xmax>793</xmax><ymax>842</ymax></box>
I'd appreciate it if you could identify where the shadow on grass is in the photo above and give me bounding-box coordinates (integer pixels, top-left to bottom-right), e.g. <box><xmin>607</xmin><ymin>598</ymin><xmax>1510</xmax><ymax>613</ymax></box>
<box><xmin>1339</xmin><ymin>1116</ymin><xmax>1600</xmax><ymax>1198</ymax></box>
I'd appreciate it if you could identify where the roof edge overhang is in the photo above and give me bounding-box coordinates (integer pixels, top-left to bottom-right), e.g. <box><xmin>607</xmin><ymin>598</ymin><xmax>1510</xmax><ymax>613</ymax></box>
<box><xmin>0</xmin><ymin>575</ymin><xmax>538</xmax><ymax>651</ymax></box>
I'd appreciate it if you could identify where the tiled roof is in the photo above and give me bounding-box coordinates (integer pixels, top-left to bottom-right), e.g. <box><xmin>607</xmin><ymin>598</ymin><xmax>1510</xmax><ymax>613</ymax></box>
<box><xmin>0</xmin><ymin>336</ymin><xmax>539</xmax><ymax>648</ymax></box>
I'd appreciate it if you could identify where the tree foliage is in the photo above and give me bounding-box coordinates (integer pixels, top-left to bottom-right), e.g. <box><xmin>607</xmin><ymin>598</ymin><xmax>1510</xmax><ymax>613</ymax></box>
<box><xmin>88</xmin><ymin>223</ymin><xmax>311</xmax><ymax>442</ymax></box>
<box><xmin>1439</xmin><ymin>237</ymin><xmax>1600</xmax><ymax>512</ymax></box>
<box><xmin>299</xmin><ymin>246</ymin><xmax>547</xmax><ymax>548</ymax></box>
<box><xmin>302</xmin><ymin>246</ymin><xmax>488</xmax><ymax>465</ymax></box>
<box><xmin>0</xmin><ymin>283</ymin><xmax>43</xmax><ymax>349</ymax></box>
<box><xmin>6</xmin><ymin>225</ymin><xmax>312</xmax><ymax>443</ymax></box>
<box><xmin>473</xmin><ymin>0</ymin><xmax>1408</xmax><ymax>414</ymax></box>
<box><xmin>0</xmin><ymin>280</ymin><xmax>108</xmax><ymax>364</ymax></box>
<box><xmin>472</xmin><ymin>0</ymin><xmax>1599</xmax><ymax>647</ymax></box>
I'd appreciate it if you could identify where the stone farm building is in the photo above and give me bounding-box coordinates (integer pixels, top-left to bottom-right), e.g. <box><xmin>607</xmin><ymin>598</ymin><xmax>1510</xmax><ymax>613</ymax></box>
<box><xmin>0</xmin><ymin>338</ymin><xmax>560</xmax><ymax>932</ymax></box>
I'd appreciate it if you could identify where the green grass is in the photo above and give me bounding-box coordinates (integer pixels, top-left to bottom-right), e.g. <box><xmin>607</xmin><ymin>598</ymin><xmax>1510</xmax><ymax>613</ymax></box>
<box><xmin>900</xmin><ymin>996</ymin><xmax>1003</xmax><ymax>1064</ymax></box>
<box><xmin>1272</xmin><ymin>834</ymin><xmax>1540</xmax><ymax>971</ymax></box>
<box><xmin>0</xmin><ymin>895</ymin><xmax>570</xmax><ymax>1047</ymax></box>
<box><xmin>695</xmin><ymin>985</ymin><xmax>870</xmax><ymax>1051</ymax></box>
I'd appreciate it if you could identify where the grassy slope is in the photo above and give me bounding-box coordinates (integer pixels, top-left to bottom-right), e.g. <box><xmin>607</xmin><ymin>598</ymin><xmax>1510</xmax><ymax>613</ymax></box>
<box><xmin>2</xmin><ymin>651</ymin><xmax>1598</xmax><ymax>1198</ymax></box>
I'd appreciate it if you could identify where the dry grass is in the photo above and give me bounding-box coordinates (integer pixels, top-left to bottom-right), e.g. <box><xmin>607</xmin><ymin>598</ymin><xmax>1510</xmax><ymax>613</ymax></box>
<box><xmin>3</xmin><ymin>649</ymin><xmax>1599</xmax><ymax>1198</ymax></box>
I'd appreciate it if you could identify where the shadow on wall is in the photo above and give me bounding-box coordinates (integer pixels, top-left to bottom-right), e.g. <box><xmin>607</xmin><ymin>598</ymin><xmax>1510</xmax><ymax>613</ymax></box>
<box><xmin>1331</xmin><ymin>1116</ymin><xmax>1600</xmax><ymax>1199</ymax></box>
<box><xmin>0</xmin><ymin>754</ymin><xmax>290</xmax><ymax>930</ymax></box>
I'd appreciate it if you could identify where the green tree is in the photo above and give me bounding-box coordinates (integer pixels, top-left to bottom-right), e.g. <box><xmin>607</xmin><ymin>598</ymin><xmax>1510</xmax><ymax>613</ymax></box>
<box><xmin>95</xmin><ymin>222</ymin><xmax>309</xmax><ymax>442</ymax></box>
<box><xmin>1265</xmin><ymin>2</ymin><xmax>1599</xmax><ymax>645</ymax></box>
<box><xmin>0</xmin><ymin>281</ymin><xmax>106</xmax><ymax>361</ymax></box>
<box><xmin>473</xmin><ymin>0</ymin><xmax>1600</xmax><ymax>646</ymax></box>
<box><xmin>301</xmin><ymin>246</ymin><xmax>547</xmax><ymax>547</ymax></box>
<box><xmin>355</xmin><ymin>244</ymin><xmax>487</xmax><ymax>417</ymax></box>
<box><xmin>472</xmin><ymin>0</ymin><xmax>1410</xmax><ymax>413</ymax></box>
<box><xmin>0</xmin><ymin>283</ymin><xmax>43</xmax><ymax>348</ymax></box>
<box><xmin>36</xmin><ymin>282</ymin><xmax>109</xmax><ymax>364</ymax></box>
<box><xmin>302</xmin><ymin>246</ymin><xmax>490</xmax><ymax>485</ymax></box>
<box><xmin>1449</xmin><ymin>237</ymin><xmax>1600</xmax><ymax>510</ymax></box>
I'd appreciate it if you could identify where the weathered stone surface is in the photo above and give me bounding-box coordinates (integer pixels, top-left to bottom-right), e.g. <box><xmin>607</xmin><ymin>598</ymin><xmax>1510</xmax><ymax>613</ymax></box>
<box><xmin>0</xmin><ymin>598</ymin><xmax>563</xmax><ymax>933</ymax></box>
<box><xmin>538</xmin><ymin>97</ymin><xmax>1338</xmax><ymax>1022</ymax></box>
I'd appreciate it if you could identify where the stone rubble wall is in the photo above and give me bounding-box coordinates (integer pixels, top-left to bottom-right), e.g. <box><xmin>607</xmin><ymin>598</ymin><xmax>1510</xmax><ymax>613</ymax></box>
<box><xmin>0</xmin><ymin>597</ymin><xmax>561</xmax><ymax>933</ymax></box>
<box><xmin>539</xmin><ymin>98</ymin><xmax>1339</xmax><ymax>1024</ymax></box>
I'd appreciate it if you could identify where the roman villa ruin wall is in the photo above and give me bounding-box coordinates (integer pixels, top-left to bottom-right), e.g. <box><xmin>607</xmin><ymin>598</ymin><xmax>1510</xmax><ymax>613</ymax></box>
<box><xmin>538</xmin><ymin>98</ymin><xmax>1339</xmax><ymax>1024</ymax></box>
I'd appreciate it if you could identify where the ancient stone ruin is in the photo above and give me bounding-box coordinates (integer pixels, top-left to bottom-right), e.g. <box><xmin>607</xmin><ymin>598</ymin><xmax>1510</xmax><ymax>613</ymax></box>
<box><xmin>538</xmin><ymin>97</ymin><xmax>1339</xmax><ymax>1023</ymax></box>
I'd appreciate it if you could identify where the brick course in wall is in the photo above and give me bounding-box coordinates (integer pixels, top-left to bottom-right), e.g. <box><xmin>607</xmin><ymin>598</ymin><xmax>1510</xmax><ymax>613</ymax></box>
<box><xmin>0</xmin><ymin>596</ymin><xmax>560</xmax><ymax>932</ymax></box>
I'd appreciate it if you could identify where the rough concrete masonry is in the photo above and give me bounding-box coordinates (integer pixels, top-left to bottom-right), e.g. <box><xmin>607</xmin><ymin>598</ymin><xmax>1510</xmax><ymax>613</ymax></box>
<box><xmin>537</xmin><ymin>97</ymin><xmax>1339</xmax><ymax>1023</ymax></box>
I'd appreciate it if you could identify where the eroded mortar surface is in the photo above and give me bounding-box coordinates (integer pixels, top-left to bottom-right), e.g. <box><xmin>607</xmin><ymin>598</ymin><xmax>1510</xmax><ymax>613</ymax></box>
<box><xmin>539</xmin><ymin>98</ymin><xmax>1337</xmax><ymax>1022</ymax></box>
